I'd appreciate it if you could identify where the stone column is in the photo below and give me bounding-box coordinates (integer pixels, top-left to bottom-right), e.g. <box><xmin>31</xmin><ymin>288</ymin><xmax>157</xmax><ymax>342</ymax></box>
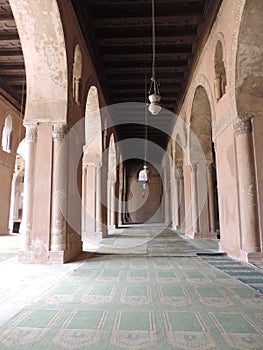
<box><xmin>171</xmin><ymin>176</ymin><xmax>180</xmax><ymax>229</ymax></box>
<box><xmin>207</xmin><ymin>162</ymin><xmax>216</xmax><ymax>234</ymax></box>
<box><xmin>51</xmin><ymin>123</ymin><xmax>67</xmax><ymax>251</ymax></box>
<box><xmin>190</xmin><ymin>163</ymin><xmax>199</xmax><ymax>236</ymax></box>
<box><xmin>164</xmin><ymin>182</ymin><xmax>171</xmax><ymax>225</ymax></box>
<box><xmin>20</xmin><ymin>124</ymin><xmax>38</xmax><ymax>250</ymax></box>
<box><xmin>234</xmin><ymin>114</ymin><xmax>260</xmax><ymax>258</ymax></box>
<box><xmin>101</xmin><ymin>163</ymin><xmax>108</xmax><ymax>238</ymax></box>
<box><xmin>108</xmin><ymin>174</ymin><xmax>116</xmax><ymax>228</ymax></box>
<box><xmin>179</xmin><ymin>176</ymin><xmax>185</xmax><ymax>230</ymax></box>
<box><xmin>82</xmin><ymin>165</ymin><xmax>88</xmax><ymax>237</ymax></box>
<box><xmin>95</xmin><ymin>163</ymin><xmax>102</xmax><ymax>233</ymax></box>
<box><xmin>178</xmin><ymin>165</ymin><xmax>185</xmax><ymax>231</ymax></box>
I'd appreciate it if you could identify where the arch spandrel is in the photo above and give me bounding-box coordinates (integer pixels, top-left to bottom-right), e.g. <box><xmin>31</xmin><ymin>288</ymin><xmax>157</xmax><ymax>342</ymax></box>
<box><xmin>84</xmin><ymin>86</ymin><xmax>102</xmax><ymax>159</ymax></box>
<box><xmin>235</xmin><ymin>0</ymin><xmax>263</xmax><ymax>117</ymax></box>
<box><xmin>9</xmin><ymin>0</ymin><xmax>68</xmax><ymax>122</ymax></box>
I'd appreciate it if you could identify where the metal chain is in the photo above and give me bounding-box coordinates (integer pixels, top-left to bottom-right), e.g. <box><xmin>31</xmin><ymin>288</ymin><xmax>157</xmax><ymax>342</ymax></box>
<box><xmin>144</xmin><ymin>76</ymin><xmax>148</xmax><ymax>164</ymax></box>
<box><xmin>151</xmin><ymin>0</ymin><xmax>156</xmax><ymax>80</ymax></box>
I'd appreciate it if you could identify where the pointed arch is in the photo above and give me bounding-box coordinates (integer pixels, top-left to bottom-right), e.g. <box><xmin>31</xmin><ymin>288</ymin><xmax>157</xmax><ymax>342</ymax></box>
<box><xmin>10</xmin><ymin>0</ymin><xmax>68</xmax><ymax>122</ymax></box>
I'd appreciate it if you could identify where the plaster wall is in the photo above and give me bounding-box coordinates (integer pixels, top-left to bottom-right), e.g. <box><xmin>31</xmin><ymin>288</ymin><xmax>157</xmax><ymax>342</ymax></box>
<box><xmin>169</xmin><ymin>0</ymin><xmax>247</xmax><ymax>257</ymax></box>
<box><xmin>0</xmin><ymin>96</ymin><xmax>24</xmax><ymax>235</ymax></box>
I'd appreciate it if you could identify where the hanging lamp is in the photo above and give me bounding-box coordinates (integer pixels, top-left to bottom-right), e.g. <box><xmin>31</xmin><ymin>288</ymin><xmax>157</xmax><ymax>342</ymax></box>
<box><xmin>148</xmin><ymin>0</ymin><xmax>161</xmax><ymax>115</ymax></box>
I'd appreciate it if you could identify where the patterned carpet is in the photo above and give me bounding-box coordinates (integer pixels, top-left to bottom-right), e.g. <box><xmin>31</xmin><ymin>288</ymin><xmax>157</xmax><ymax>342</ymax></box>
<box><xmin>0</xmin><ymin>230</ymin><xmax>263</xmax><ymax>349</ymax></box>
<box><xmin>0</xmin><ymin>234</ymin><xmax>20</xmax><ymax>262</ymax></box>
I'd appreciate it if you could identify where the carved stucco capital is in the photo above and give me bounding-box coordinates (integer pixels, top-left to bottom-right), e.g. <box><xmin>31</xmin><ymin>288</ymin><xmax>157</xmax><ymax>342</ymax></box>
<box><xmin>52</xmin><ymin>123</ymin><xmax>66</xmax><ymax>141</ymax></box>
<box><xmin>25</xmin><ymin>124</ymin><xmax>38</xmax><ymax>142</ymax></box>
<box><xmin>206</xmin><ymin>161</ymin><xmax>214</xmax><ymax>172</ymax></box>
<box><xmin>190</xmin><ymin>163</ymin><xmax>198</xmax><ymax>173</ymax></box>
<box><xmin>234</xmin><ymin>113</ymin><xmax>253</xmax><ymax>136</ymax></box>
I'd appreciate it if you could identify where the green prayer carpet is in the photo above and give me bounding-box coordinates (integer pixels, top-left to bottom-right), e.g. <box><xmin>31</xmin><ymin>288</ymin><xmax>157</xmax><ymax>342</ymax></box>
<box><xmin>0</xmin><ymin>229</ymin><xmax>263</xmax><ymax>349</ymax></box>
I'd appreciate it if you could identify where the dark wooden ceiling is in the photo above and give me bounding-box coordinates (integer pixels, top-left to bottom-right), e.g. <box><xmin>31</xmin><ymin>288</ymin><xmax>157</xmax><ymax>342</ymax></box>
<box><xmin>0</xmin><ymin>0</ymin><xmax>222</xmax><ymax>160</ymax></box>
<box><xmin>72</xmin><ymin>0</ymin><xmax>222</xmax><ymax>158</ymax></box>
<box><xmin>0</xmin><ymin>0</ymin><xmax>25</xmax><ymax>109</ymax></box>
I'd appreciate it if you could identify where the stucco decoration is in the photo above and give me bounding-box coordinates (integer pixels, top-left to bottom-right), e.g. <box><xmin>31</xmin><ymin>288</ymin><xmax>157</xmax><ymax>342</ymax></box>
<box><xmin>233</xmin><ymin>112</ymin><xmax>253</xmax><ymax>136</ymax></box>
<box><xmin>84</xmin><ymin>86</ymin><xmax>102</xmax><ymax>153</ymax></box>
<box><xmin>235</xmin><ymin>0</ymin><xmax>263</xmax><ymax>117</ymax></box>
<box><xmin>73</xmin><ymin>44</ymin><xmax>82</xmax><ymax>105</ymax></box>
<box><xmin>229</xmin><ymin>0</ymin><xmax>246</xmax><ymax>118</ymax></box>
<box><xmin>189</xmin><ymin>85</ymin><xmax>213</xmax><ymax>163</ymax></box>
<box><xmin>214</xmin><ymin>40</ymin><xmax>227</xmax><ymax>101</ymax></box>
<box><xmin>25</xmin><ymin>124</ymin><xmax>37</xmax><ymax>142</ymax></box>
<box><xmin>9</xmin><ymin>0</ymin><xmax>68</xmax><ymax>122</ymax></box>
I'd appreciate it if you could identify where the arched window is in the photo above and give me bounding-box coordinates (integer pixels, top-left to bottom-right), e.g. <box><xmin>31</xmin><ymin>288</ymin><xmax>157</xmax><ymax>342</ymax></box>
<box><xmin>73</xmin><ymin>44</ymin><xmax>82</xmax><ymax>104</ymax></box>
<box><xmin>1</xmin><ymin>115</ymin><xmax>12</xmax><ymax>153</ymax></box>
<box><xmin>214</xmin><ymin>40</ymin><xmax>227</xmax><ymax>101</ymax></box>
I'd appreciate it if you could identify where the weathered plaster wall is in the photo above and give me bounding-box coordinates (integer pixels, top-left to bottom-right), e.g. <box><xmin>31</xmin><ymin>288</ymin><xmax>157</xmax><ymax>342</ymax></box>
<box><xmin>0</xmin><ymin>96</ymin><xmax>25</xmax><ymax>235</ymax></box>
<box><xmin>168</xmin><ymin>0</ymin><xmax>248</xmax><ymax>259</ymax></box>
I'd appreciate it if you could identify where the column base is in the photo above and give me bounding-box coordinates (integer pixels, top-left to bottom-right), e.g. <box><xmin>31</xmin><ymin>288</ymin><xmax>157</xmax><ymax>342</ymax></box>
<box><xmin>241</xmin><ymin>251</ymin><xmax>263</xmax><ymax>264</ymax></box>
<box><xmin>201</xmin><ymin>231</ymin><xmax>218</xmax><ymax>239</ymax></box>
<box><xmin>185</xmin><ymin>231</ymin><xmax>201</xmax><ymax>239</ymax></box>
<box><xmin>18</xmin><ymin>250</ymin><xmax>68</xmax><ymax>264</ymax></box>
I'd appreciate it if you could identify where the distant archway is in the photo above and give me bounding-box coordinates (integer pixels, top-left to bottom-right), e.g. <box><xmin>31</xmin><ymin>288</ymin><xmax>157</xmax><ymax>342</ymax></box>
<box><xmin>189</xmin><ymin>85</ymin><xmax>218</xmax><ymax>238</ymax></box>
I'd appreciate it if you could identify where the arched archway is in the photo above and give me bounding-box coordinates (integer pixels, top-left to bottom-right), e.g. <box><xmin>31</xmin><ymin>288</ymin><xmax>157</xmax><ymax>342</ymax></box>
<box><xmin>189</xmin><ymin>85</ymin><xmax>218</xmax><ymax>238</ymax></box>
<box><xmin>82</xmin><ymin>85</ymin><xmax>103</xmax><ymax>248</ymax></box>
<box><xmin>10</xmin><ymin>0</ymin><xmax>68</xmax><ymax>122</ymax></box>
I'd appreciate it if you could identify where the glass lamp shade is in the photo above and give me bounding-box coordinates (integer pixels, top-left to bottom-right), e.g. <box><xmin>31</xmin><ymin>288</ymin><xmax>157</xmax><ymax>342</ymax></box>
<box><xmin>138</xmin><ymin>165</ymin><xmax>149</xmax><ymax>182</ymax></box>
<box><xmin>148</xmin><ymin>93</ymin><xmax>161</xmax><ymax>115</ymax></box>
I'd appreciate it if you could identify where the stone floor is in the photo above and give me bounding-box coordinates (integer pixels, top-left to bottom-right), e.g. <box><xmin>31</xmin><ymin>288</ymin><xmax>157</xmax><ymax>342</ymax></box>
<box><xmin>0</xmin><ymin>229</ymin><xmax>263</xmax><ymax>349</ymax></box>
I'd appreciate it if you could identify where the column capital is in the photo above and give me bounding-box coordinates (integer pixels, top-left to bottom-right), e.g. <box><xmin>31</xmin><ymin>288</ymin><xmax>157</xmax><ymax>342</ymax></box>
<box><xmin>175</xmin><ymin>162</ymin><xmax>183</xmax><ymax>179</ymax></box>
<box><xmin>82</xmin><ymin>166</ymin><xmax>87</xmax><ymax>176</ymax></box>
<box><xmin>25</xmin><ymin>123</ymin><xmax>38</xmax><ymax>142</ymax></box>
<box><xmin>234</xmin><ymin>113</ymin><xmax>253</xmax><ymax>136</ymax></box>
<box><xmin>206</xmin><ymin>161</ymin><xmax>214</xmax><ymax>172</ymax></box>
<box><xmin>52</xmin><ymin>123</ymin><xmax>66</xmax><ymax>141</ymax></box>
<box><xmin>190</xmin><ymin>163</ymin><xmax>198</xmax><ymax>173</ymax></box>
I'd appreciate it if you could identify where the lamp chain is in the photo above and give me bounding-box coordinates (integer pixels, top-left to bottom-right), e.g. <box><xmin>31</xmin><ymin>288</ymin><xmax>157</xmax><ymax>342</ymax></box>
<box><xmin>144</xmin><ymin>76</ymin><xmax>148</xmax><ymax>164</ymax></box>
<box><xmin>151</xmin><ymin>0</ymin><xmax>156</xmax><ymax>82</ymax></box>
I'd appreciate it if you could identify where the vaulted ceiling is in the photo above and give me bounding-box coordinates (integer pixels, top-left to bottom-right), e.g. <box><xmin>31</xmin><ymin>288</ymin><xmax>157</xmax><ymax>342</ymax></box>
<box><xmin>0</xmin><ymin>0</ymin><xmax>222</xmax><ymax>157</ymax></box>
